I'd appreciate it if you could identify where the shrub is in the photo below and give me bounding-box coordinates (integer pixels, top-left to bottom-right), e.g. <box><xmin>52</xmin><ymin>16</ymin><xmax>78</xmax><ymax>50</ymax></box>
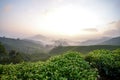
<box><xmin>38</xmin><ymin>52</ymin><xmax>98</xmax><ymax>80</ymax></box>
<box><xmin>85</xmin><ymin>49</ymin><xmax>120</xmax><ymax>80</ymax></box>
<box><xmin>112</xmin><ymin>48</ymin><xmax>120</xmax><ymax>55</ymax></box>
<box><xmin>0</xmin><ymin>52</ymin><xmax>98</xmax><ymax>80</ymax></box>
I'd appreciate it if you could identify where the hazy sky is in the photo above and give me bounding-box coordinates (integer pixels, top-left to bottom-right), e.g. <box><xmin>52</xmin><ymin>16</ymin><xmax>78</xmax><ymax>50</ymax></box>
<box><xmin>0</xmin><ymin>0</ymin><xmax>120</xmax><ymax>40</ymax></box>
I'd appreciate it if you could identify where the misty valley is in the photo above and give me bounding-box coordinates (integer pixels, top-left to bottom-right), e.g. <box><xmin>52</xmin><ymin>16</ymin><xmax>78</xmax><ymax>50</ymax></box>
<box><xmin>0</xmin><ymin>35</ymin><xmax>120</xmax><ymax>62</ymax></box>
<box><xmin>0</xmin><ymin>0</ymin><xmax>120</xmax><ymax>80</ymax></box>
<box><xmin>0</xmin><ymin>35</ymin><xmax>120</xmax><ymax>80</ymax></box>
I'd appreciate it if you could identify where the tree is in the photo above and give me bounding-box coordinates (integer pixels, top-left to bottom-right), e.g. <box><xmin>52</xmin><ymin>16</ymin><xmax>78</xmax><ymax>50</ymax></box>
<box><xmin>0</xmin><ymin>42</ymin><xmax>9</xmax><ymax>64</ymax></box>
<box><xmin>9</xmin><ymin>50</ymin><xmax>23</xmax><ymax>63</ymax></box>
<box><xmin>0</xmin><ymin>42</ymin><xmax>7</xmax><ymax>55</ymax></box>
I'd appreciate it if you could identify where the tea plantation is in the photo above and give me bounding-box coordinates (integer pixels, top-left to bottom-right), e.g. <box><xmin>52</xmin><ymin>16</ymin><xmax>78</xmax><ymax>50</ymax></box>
<box><xmin>85</xmin><ymin>49</ymin><xmax>120</xmax><ymax>80</ymax></box>
<box><xmin>0</xmin><ymin>49</ymin><xmax>120</xmax><ymax>80</ymax></box>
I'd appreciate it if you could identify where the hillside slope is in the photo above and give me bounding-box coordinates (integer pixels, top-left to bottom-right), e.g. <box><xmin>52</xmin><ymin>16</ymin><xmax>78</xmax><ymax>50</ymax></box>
<box><xmin>100</xmin><ymin>37</ymin><xmax>120</xmax><ymax>45</ymax></box>
<box><xmin>50</xmin><ymin>45</ymin><xmax>120</xmax><ymax>55</ymax></box>
<box><xmin>80</xmin><ymin>37</ymin><xmax>110</xmax><ymax>45</ymax></box>
<box><xmin>0</xmin><ymin>37</ymin><xmax>46</xmax><ymax>54</ymax></box>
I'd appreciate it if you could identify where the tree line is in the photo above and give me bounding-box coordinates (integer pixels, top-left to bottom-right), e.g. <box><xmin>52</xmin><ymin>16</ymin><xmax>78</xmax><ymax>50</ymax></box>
<box><xmin>0</xmin><ymin>42</ymin><xmax>23</xmax><ymax>64</ymax></box>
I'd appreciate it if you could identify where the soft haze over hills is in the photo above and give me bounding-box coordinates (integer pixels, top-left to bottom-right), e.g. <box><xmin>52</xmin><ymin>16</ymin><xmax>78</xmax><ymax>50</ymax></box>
<box><xmin>0</xmin><ymin>37</ymin><xmax>46</xmax><ymax>54</ymax></box>
<box><xmin>0</xmin><ymin>1</ymin><xmax>120</xmax><ymax>79</ymax></box>
<box><xmin>100</xmin><ymin>37</ymin><xmax>120</xmax><ymax>45</ymax></box>
<box><xmin>0</xmin><ymin>36</ymin><xmax>120</xmax><ymax>53</ymax></box>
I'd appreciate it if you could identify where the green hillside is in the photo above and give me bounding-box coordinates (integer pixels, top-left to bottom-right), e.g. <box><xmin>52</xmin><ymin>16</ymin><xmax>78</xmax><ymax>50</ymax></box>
<box><xmin>0</xmin><ymin>50</ymin><xmax>120</xmax><ymax>80</ymax></box>
<box><xmin>0</xmin><ymin>37</ymin><xmax>46</xmax><ymax>54</ymax></box>
<box><xmin>0</xmin><ymin>42</ymin><xmax>50</xmax><ymax>64</ymax></box>
<box><xmin>0</xmin><ymin>52</ymin><xmax>98</xmax><ymax>80</ymax></box>
<box><xmin>1</xmin><ymin>37</ymin><xmax>120</xmax><ymax>63</ymax></box>
<box><xmin>100</xmin><ymin>37</ymin><xmax>120</xmax><ymax>45</ymax></box>
<box><xmin>50</xmin><ymin>45</ymin><xmax>120</xmax><ymax>55</ymax></box>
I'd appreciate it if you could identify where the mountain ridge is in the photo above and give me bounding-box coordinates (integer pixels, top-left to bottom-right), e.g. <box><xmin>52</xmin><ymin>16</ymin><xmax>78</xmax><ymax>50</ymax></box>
<box><xmin>0</xmin><ymin>37</ymin><xmax>47</xmax><ymax>54</ymax></box>
<box><xmin>99</xmin><ymin>36</ymin><xmax>120</xmax><ymax>45</ymax></box>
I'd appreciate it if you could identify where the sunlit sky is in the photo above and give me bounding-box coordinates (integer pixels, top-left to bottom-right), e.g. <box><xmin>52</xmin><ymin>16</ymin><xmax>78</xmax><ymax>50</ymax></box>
<box><xmin>0</xmin><ymin>0</ymin><xmax>120</xmax><ymax>40</ymax></box>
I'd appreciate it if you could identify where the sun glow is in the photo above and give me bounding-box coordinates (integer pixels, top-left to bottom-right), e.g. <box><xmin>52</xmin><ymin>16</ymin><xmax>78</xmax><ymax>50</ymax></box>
<box><xmin>37</xmin><ymin>5</ymin><xmax>102</xmax><ymax>36</ymax></box>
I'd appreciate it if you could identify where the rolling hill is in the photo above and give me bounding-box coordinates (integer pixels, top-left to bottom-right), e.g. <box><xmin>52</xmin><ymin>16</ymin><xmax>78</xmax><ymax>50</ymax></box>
<box><xmin>50</xmin><ymin>45</ymin><xmax>120</xmax><ymax>55</ymax></box>
<box><xmin>26</xmin><ymin>36</ymin><xmax>120</xmax><ymax>56</ymax></box>
<box><xmin>0</xmin><ymin>37</ymin><xmax>48</xmax><ymax>54</ymax></box>
<box><xmin>26</xmin><ymin>34</ymin><xmax>70</xmax><ymax>46</ymax></box>
<box><xmin>99</xmin><ymin>36</ymin><xmax>120</xmax><ymax>45</ymax></box>
<box><xmin>79</xmin><ymin>36</ymin><xmax>120</xmax><ymax>46</ymax></box>
<box><xmin>80</xmin><ymin>37</ymin><xmax>110</xmax><ymax>45</ymax></box>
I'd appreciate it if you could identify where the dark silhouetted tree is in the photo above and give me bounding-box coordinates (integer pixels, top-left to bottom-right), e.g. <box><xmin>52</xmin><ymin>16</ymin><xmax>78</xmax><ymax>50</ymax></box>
<box><xmin>9</xmin><ymin>50</ymin><xmax>23</xmax><ymax>63</ymax></box>
<box><xmin>0</xmin><ymin>42</ymin><xmax>7</xmax><ymax>55</ymax></box>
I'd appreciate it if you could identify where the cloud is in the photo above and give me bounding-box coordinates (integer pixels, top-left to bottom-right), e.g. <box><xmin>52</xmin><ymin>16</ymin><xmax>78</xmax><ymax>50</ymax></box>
<box><xmin>83</xmin><ymin>28</ymin><xmax>98</xmax><ymax>32</ymax></box>
<box><xmin>3</xmin><ymin>4</ymin><xmax>12</xmax><ymax>13</ymax></box>
<box><xmin>103</xmin><ymin>20</ymin><xmax>120</xmax><ymax>37</ymax></box>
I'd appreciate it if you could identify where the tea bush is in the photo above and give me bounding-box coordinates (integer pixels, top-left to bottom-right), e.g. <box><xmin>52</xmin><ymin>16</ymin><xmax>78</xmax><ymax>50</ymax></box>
<box><xmin>85</xmin><ymin>49</ymin><xmax>120</xmax><ymax>80</ymax></box>
<box><xmin>0</xmin><ymin>52</ymin><xmax>98</xmax><ymax>80</ymax></box>
<box><xmin>38</xmin><ymin>52</ymin><xmax>98</xmax><ymax>80</ymax></box>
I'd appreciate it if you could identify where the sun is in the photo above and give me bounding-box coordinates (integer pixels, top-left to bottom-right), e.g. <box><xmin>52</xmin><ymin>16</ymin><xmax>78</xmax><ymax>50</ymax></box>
<box><xmin>37</xmin><ymin>5</ymin><xmax>102</xmax><ymax>36</ymax></box>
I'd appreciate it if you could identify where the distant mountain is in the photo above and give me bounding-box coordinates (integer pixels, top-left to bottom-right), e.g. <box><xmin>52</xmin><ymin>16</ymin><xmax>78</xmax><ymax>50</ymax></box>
<box><xmin>27</xmin><ymin>34</ymin><xmax>120</xmax><ymax>46</ymax></box>
<box><xmin>80</xmin><ymin>37</ymin><xmax>110</xmax><ymax>45</ymax></box>
<box><xmin>26</xmin><ymin>34</ymin><xmax>54</xmax><ymax>45</ymax></box>
<box><xmin>26</xmin><ymin>34</ymin><xmax>69</xmax><ymax>46</ymax></box>
<box><xmin>99</xmin><ymin>36</ymin><xmax>120</xmax><ymax>45</ymax></box>
<box><xmin>0</xmin><ymin>37</ymin><xmax>48</xmax><ymax>54</ymax></box>
<box><xmin>52</xmin><ymin>39</ymin><xmax>69</xmax><ymax>46</ymax></box>
<box><xmin>27</xmin><ymin>34</ymin><xmax>48</xmax><ymax>41</ymax></box>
